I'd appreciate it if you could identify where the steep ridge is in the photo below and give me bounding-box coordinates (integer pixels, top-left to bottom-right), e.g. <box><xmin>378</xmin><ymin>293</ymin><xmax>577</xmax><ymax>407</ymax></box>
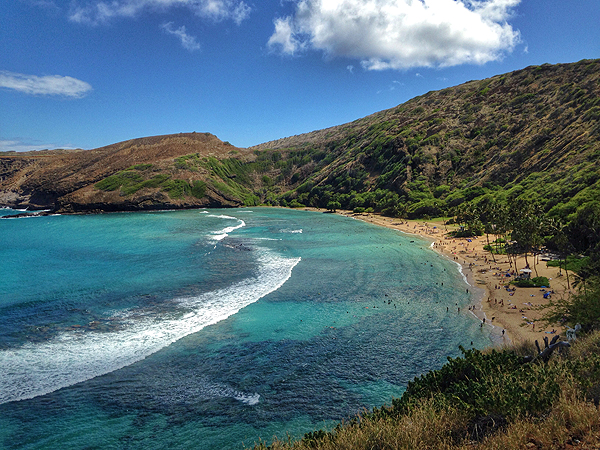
<box><xmin>250</xmin><ymin>59</ymin><xmax>600</xmax><ymax>218</ymax></box>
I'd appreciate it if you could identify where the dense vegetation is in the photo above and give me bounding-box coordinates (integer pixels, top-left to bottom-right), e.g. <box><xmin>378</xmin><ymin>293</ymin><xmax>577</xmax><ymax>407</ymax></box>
<box><xmin>94</xmin><ymin>164</ymin><xmax>207</xmax><ymax>199</ymax></box>
<box><xmin>249</xmin><ymin>60</ymin><xmax>599</xmax><ymax>225</ymax></box>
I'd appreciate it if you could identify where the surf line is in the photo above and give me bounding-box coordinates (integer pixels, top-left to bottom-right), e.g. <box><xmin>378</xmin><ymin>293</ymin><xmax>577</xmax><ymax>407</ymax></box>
<box><xmin>207</xmin><ymin>215</ymin><xmax>246</xmax><ymax>241</ymax></box>
<box><xmin>0</xmin><ymin>253</ymin><xmax>301</xmax><ymax>405</ymax></box>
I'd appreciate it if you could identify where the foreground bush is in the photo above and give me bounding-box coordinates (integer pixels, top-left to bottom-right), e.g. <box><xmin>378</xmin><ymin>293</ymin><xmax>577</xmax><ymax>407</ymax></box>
<box><xmin>252</xmin><ymin>332</ymin><xmax>600</xmax><ymax>450</ymax></box>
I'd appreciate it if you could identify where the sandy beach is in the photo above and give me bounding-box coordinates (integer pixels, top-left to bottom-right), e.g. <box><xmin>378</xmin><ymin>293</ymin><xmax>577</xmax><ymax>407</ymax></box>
<box><xmin>329</xmin><ymin>210</ymin><xmax>573</xmax><ymax>345</ymax></box>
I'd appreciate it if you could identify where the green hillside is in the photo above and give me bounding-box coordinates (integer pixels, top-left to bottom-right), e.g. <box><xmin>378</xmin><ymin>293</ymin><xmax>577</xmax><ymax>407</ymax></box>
<box><xmin>246</xmin><ymin>59</ymin><xmax>599</xmax><ymax>222</ymax></box>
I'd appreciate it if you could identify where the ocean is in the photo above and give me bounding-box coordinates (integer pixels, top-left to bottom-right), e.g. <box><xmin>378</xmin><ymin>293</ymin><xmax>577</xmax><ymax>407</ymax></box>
<box><xmin>0</xmin><ymin>207</ymin><xmax>492</xmax><ymax>449</ymax></box>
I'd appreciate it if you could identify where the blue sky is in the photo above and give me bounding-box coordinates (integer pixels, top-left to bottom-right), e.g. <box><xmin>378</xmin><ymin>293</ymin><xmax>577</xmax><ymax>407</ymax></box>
<box><xmin>1</xmin><ymin>0</ymin><xmax>599</xmax><ymax>151</ymax></box>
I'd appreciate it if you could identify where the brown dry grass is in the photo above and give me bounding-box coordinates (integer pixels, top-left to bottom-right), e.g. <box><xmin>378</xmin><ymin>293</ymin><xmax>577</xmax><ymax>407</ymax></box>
<box><xmin>257</xmin><ymin>394</ymin><xmax>600</xmax><ymax>450</ymax></box>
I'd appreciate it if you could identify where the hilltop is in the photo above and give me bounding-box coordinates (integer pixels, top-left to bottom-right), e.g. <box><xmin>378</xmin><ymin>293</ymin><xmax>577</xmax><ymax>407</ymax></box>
<box><xmin>1</xmin><ymin>59</ymin><xmax>599</xmax><ymax>219</ymax></box>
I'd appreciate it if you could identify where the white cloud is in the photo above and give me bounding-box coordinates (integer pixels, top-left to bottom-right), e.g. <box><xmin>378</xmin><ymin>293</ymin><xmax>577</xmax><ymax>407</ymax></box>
<box><xmin>0</xmin><ymin>71</ymin><xmax>92</xmax><ymax>98</ymax></box>
<box><xmin>69</xmin><ymin>0</ymin><xmax>251</xmax><ymax>25</ymax></box>
<box><xmin>29</xmin><ymin>0</ymin><xmax>60</xmax><ymax>11</ymax></box>
<box><xmin>0</xmin><ymin>139</ymin><xmax>77</xmax><ymax>152</ymax></box>
<box><xmin>161</xmin><ymin>22</ymin><xmax>201</xmax><ymax>51</ymax></box>
<box><xmin>268</xmin><ymin>0</ymin><xmax>521</xmax><ymax>70</ymax></box>
<box><xmin>268</xmin><ymin>17</ymin><xmax>306</xmax><ymax>55</ymax></box>
<box><xmin>231</xmin><ymin>1</ymin><xmax>252</xmax><ymax>25</ymax></box>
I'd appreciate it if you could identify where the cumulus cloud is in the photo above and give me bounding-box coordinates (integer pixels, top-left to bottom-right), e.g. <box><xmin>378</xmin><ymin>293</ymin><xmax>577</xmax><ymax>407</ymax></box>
<box><xmin>69</xmin><ymin>0</ymin><xmax>251</xmax><ymax>25</ymax></box>
<box><xmin>268</xmin><ymin>16</ymin><xmax>306</xmax><ymax>55</ymax></box>
<box><xmin>161</xmin><ymin>22</ymin><xmax>201</xmax><ymax>51</ymax></box>
<box><xmin>0</xmin><ymin>71</ymin><xmax>93</xmax><ymax>98</ymax></box>
<box><xmin>267</xmin><ymin>0</ymin><xmax>521</xmax><ymax>70</ymax></box>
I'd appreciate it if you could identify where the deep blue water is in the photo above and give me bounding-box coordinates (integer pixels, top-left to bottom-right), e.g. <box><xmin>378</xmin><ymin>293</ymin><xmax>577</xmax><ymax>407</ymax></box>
<box><xmin>0</xmin><ymin>207</ymin><xmax>492</xmax><ymax>449</ymax></box>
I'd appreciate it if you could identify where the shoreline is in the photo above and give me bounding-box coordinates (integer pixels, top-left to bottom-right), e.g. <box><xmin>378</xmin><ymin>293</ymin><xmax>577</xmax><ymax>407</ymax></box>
<box><xmin>3</xmin><ymin>203</ymin><xmax>572</xmax><ymax>345</ymax></box>
<box><xmin>317</xmin><ymin>208</ymin><xmax>571</xmax><ymax>345</ymax></box>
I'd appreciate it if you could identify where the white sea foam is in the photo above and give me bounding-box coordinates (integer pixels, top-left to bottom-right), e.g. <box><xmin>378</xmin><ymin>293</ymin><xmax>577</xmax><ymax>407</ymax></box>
<box><xmin>453</xmin><ymin>260</ymin><xmax>470</xmax><ymax>285</ymax></box>
<box><xmin>206</xmin><ymin>215</ymin><xmax>246</xmax><ymax>241</ymax></box>
<box><xmin>280</xmin><ymin>229</ymin><xmax>302</xmax><ymax>234</ymax></box>
<box><xmin>235</xmin><ymin>392</ymin><xmax>260</xmax><ymax>405</ymax></box>
<box><xmin>0</xmin><ymin>252</ymin><xmax>301</xmax><ymax>405</ymax></box>
<box><xmin>207</xmin><ymin>214</ymin><xmax>238</xmax><ymax>220</ymax></box>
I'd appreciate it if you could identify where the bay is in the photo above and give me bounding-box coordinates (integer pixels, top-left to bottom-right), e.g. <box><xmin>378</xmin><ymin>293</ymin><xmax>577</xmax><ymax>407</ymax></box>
<box><xmin>0</xmin><ymin>207</ymin><xmax>491</xmax><ymax>449</ymax></box>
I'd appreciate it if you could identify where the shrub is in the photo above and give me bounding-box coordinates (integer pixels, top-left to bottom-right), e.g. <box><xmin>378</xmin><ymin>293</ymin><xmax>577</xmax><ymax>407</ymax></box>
<box><xmin>452</xmin><ymin>229</ymin><xmax>483</xmax><ymax>238</ymax></box>
<box><xmin>191</xmin><ymin>180</ymin><xmax>207</xmax><ymax>199</ymax></box>
<box><xmin>532</xmin><ymin>276</ymin><xmax>550</xmax><ymax>286</ymax></box>
<box><xmin>129</xmin><ymin>163</ymin><xmax>153</xmax><ymax>171</ymax></box>
<box><xmin>385</xmin><ymin>346</ymin><xmax>565</xmax><ymax>420</ymax></box>
<box><xmin>162</xmin><ymin>179</ymin><xmax>191</xmax><ymax>199</ymax></box>
<box><xmin>95</xmin><ymin>170</ymin><xmax>142</xmax><ymax>192</ymax></box>
<box><xmin>255</xmin><ymin>335</ymin><xmax>600</xmax><ymax>450</ymax></box>
<box><xmin>143</xmin><ymin>174</ymin><xmax>170</xmax><ymax>188</ymax></box>
<box><xmin>511</xmin><ymin>276</ymin><xmax>550</xmax><ymax>288</ymax></box>
<box><xmin>327</xmin><ymin>201</ymin><xmax>341</xmax><ymax>212</ymax></box>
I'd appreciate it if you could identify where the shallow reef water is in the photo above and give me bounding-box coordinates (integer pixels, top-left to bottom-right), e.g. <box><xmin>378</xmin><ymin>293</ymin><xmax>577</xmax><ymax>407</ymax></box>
<box><xmin>0</xmin><ymin>207</ymin><xmax>491</xmax><ymax>449</ymax></box>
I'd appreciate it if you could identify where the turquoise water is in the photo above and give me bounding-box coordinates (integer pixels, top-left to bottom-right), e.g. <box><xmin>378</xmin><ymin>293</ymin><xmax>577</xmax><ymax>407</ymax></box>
<box><xmin>0</xmin><ymin>207</ymin><xmax>491</xmax><ymax>449</ymax></box>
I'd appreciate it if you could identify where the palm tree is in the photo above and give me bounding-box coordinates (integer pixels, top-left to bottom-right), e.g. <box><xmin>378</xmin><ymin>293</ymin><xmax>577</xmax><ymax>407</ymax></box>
<box><xmin>476</xmin><ymin>197</ymin><xmax>498</xmax><ymax>264</ymax></box>
<box><xmin>548</xmin><ymin>217</ymin><xmax>572</xmax><ymax>290</ymax></box>
<box><xmin>510</xmin><ymin>198</ymin><xmax>545</xmax><ymax>276</ymax></box>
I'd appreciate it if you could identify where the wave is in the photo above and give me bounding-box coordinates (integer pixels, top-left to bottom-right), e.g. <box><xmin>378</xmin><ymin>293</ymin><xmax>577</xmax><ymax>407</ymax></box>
<box><xmin>207</xmin><ymin>214</ymin><xmax>238</xmax><ymax>220</ymax></box>
<box><xmin>0</xmin><ymin>252</ymin><xmax>301</xmax><ymax>405</ymax></box>
<box><xmin>453</xmin><ymin>260</ymin><xmax>470</xmax><ymax>285</ymax></box>
<box><xmin>235</xmin><ymin>392</ymin><xmax>261</xmax><ymax>405</ymax></box>
<box><xmin>203</xmin><ymin>214</ymin><xmax>246</xmax><ymax>241</ymax></box>
<box><xmin>211</xmin><ymin>219</ymin><xmax>246</xmax><ymax>241</ymax></box>
<box><xmin>146</xmin><ymin>376</ymin><xmax>261</xmax><ymax>407</ymax></box>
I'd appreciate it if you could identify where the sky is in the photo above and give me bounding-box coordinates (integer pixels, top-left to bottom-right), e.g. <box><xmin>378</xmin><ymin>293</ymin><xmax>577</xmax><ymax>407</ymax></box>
<box><xmin>1</xmin><ymin>0</ymin><xmax>599</xmax><ymax>152</ymax></box>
